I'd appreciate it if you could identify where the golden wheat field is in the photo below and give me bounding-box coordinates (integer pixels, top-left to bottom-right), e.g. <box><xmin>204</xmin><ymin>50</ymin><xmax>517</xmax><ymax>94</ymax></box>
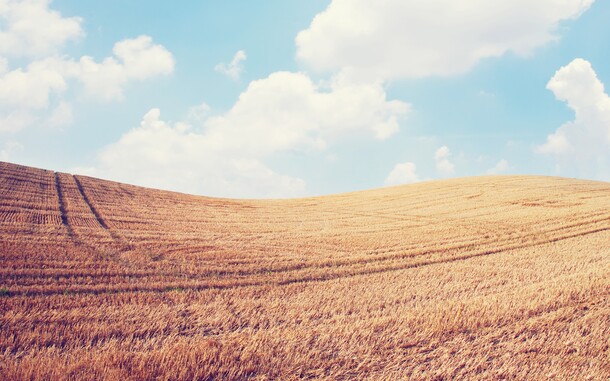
<box><xmin>0</xmin><ymin>160</ymin><xmax>609</xmax><ymax>380</ymax></box>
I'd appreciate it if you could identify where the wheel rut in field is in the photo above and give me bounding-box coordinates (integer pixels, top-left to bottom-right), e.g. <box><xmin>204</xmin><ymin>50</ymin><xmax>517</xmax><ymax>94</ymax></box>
<box><xmin>54</xmin><ymin>172</ymin><xmax>74</xmax><ymax>238</ymax></box>
<box><xmin>73</xmin><ymin>175</ymin><xmax>109</xmax><ymax>230</ymax></box>
<box><xmin>134</xmin><ymin>213</ymin><xmax>610</xmax><ymax>281</ymax></box>
<box><xmin>11</xmin><ymin>223</ymin><xmax>610</xmax><ymax>297</ymax></box>
<box><xmin>73</xmin><ymin>175</ymin><xmax>133</xmax><ymax>251</ymax></box>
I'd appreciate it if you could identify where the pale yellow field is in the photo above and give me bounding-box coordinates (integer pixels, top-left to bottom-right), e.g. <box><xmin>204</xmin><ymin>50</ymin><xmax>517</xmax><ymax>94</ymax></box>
<box><xmin>0</xmin><ymin>161</ymin><xmax>609</xmax><ymax>380</ymax></box>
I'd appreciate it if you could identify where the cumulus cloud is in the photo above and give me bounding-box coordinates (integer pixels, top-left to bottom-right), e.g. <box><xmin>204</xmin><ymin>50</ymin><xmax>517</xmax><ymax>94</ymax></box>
<box><xmin>536</xmin><ymin>58</ymin><xmax>610</xmax><ymax>180</ymax></box>
<box><xmin>385</xmin><ymin>162</ymin><xmax>420</xmax><ymax>186</ymax></box>
<box><xmin>486</xmin><ymin>159</ymin><xmax>510</xmax><ymax>175</ymax></box>
<box><xmin>434</xmin><ymin>145</ymin><xmax>455</xmax><ymax>175</ymax></box>
<box><xmin>203</xmin><ymin>71</ymin><xmax>409</xmax><ymax>157</ymax></box>
<box><xmin>86</xmin><ymin>71</ymin><xmax>408</xmax><ymax>198</ymax></box>
<box><xmin>0</xmin><ymin>35</ymin><xmax>174</xmax><ymax>131</ymax></box>
<box><xmin>85</xmin><ymin>109</ymin><xmax>305</xmax><ymax>198</ymax></box>
<box><xmin>296</xmin><ymin>0</ymin><xmax>594</xmax><ymax>80</ymax></box>
<box><xmin>0</xmin><ymin>57</ymin><xmax>73</xmax><ymax>131</ymax></box>
<box><xmin>0</xmin><ymin>57</ymin><xmax>68</xmax><ymax>110</ymax></box>
<box><xmin>215</xmin><ymin>50</ymin><xmax>247</xmax><ymax>81</ymax></box>
<box><xmin>75</xmin><ymin>35</ymin><xmax>175</xmax><ymax>100</ymax></box>
<box><xmin>0</xmin><ymin>0</ymin><xmax>83</xmax><ymax>57</ymax></box>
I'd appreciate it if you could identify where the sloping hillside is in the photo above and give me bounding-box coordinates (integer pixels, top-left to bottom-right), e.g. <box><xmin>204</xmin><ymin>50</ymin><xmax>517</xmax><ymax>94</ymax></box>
<box><xmin>1</xmin><ymin>160</ymin><xmax>609</xmax><ymax>380</ymax></box>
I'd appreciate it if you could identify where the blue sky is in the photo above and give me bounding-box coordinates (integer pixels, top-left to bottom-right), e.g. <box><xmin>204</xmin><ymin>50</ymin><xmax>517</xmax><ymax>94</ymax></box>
<box><xmin>1</xmin><ymin>0</ymin><xmax>609</xmax><ymax>198</ymax></box>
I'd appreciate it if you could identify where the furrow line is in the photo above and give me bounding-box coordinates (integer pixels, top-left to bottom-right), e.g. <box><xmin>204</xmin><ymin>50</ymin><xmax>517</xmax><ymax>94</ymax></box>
<box><xmin>9</xmin><ymin>224</ymin><xmax>610</xmax><ymax>297</ymax></box>
<box><xmin>152</xmin><ymin>215</ymin><xmax>610</xmax><ymax>278</ymax></box>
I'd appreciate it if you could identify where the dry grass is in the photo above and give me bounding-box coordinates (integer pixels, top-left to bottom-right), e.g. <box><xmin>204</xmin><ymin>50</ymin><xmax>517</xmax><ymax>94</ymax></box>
<box><xmin>0</xmin><ymin>160</ymin><xmax>609</xmax><ymax>380</ymax></box>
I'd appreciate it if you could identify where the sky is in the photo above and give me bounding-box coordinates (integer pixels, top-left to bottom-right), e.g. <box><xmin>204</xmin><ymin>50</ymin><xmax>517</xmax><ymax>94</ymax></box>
<box><xmin>1</xmin><ymin>0</ymin><xmax>609</xmax><ymax>198</ymax></box>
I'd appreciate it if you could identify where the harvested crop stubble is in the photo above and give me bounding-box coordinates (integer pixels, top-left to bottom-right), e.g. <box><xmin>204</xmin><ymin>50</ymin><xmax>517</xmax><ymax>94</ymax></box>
<box><xmin>0</xmin><ymin>160</ymin><xmax>609</xmax><ymax>380</ymax></box>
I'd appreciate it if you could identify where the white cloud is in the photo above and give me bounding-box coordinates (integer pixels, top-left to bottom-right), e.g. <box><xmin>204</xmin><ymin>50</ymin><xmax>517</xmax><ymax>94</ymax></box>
<box><xmin>0</xmin><ymin>57</ymin><xmax>68</xmax><ymax>110</ymax></box>
<box><xmin>76</xmin><ymin>35</ymin><xmax>175</xmax><ymax>100</ymax></box>
<box><xmin>0</xmin><ymin>110</ymin><xmax>35</xmax><ymax>132</ymax></box>
<box><xmin>215</xmin><ymin>50</ymin><xmax>247</xmax><ymax>81</ymax></box>
<box><xmin>0</xmin><ymin>35</ymin><xmax>174</xmax><ymax>132</ymax></box>
<box><xmin>537</xmin><ymin>132</ymin><xmax>571</xmax><ymax>154</ymax></box>
<box><xmin>0</xmin><ymin>0</ymin><xmax>83</xmax><ymax>57</ymax></box>
<box><xmin>86</xmin><ymin>108</ymin><xmax>305</xmax><ymax>199</ymax></box>
<box><xmin>296</xmin><ymin>0</ymin><xmax>594</xmax><ymax>80</ymax></box>
<box><xmin>486</xmin><ymin>159</ymin><xmax>510</xmax><ymax>175</ymax></box>
<box><xmin>0</xmin><ymin>57</ymin><xmax>72</xmax><ymax>131</ymax></box>
<box><xmin>203</xmin><ymin>71</ymin><xmax>409</xmax><ymax>155</ymax></box>
<box><xmin>434</xmin><ymin>145</ymin><xmax>455</xmax><ymax>175</ymax></box>
<box><xmin>47</xmin><ymin>101</ymin><xmax>73</xmax><ymax>128</ymax></box>
<box><xmin>536</xmin><ymin>58</ymin><xmax>610</xmax><ymax>180</ymax></box>
<box><xmin>86</xmin><ymin>70</ymin><xmax>409</xmax><ymax>198</ymax></box>
<box><xmin>385</xmin><ymin>162</ymin><xmax>420</xmax><ymax>186</ymax></box>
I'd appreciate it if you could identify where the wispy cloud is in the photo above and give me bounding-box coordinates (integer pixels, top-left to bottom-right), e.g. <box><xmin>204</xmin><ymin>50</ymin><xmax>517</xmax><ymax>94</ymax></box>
<box><xmin>434</xmin><ymin>145</ymin><xmax>455</xmax><ymax>176</ymax></box>
<box><xmin>215</xmin><ymin>50</ymin><xmax>247</xmax><ymax>81</ymax></box>
<box><xmin>486</xmin><ymin>159</ymin><xmax>510</xmax><ymax>175</ymax></box>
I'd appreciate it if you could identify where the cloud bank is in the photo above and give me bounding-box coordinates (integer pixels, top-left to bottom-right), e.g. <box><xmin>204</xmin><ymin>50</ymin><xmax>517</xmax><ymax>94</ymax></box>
<box><xmin>297</xmin><ymin>0</ymin><xmax>594</xmax><ymax>80</ymax></box>
<box><xmin>85</xmin><ymin>72</ymin><xmax>410</xmax><ymax>198</ymax></box>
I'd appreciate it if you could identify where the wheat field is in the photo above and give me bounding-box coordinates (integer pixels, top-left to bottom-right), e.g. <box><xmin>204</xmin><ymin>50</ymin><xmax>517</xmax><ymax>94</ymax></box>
<box><xmin>0</xmin><ymin>160</ymin><xmax>609</xmax><ymax>380</ymax></box>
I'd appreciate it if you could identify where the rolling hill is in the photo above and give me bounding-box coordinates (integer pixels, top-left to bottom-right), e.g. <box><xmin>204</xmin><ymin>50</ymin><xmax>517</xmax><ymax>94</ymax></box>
<box><xmin>1</xmin><ymin>160</ymin><xmax>609</xmax><ymax>380</ymax></box>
